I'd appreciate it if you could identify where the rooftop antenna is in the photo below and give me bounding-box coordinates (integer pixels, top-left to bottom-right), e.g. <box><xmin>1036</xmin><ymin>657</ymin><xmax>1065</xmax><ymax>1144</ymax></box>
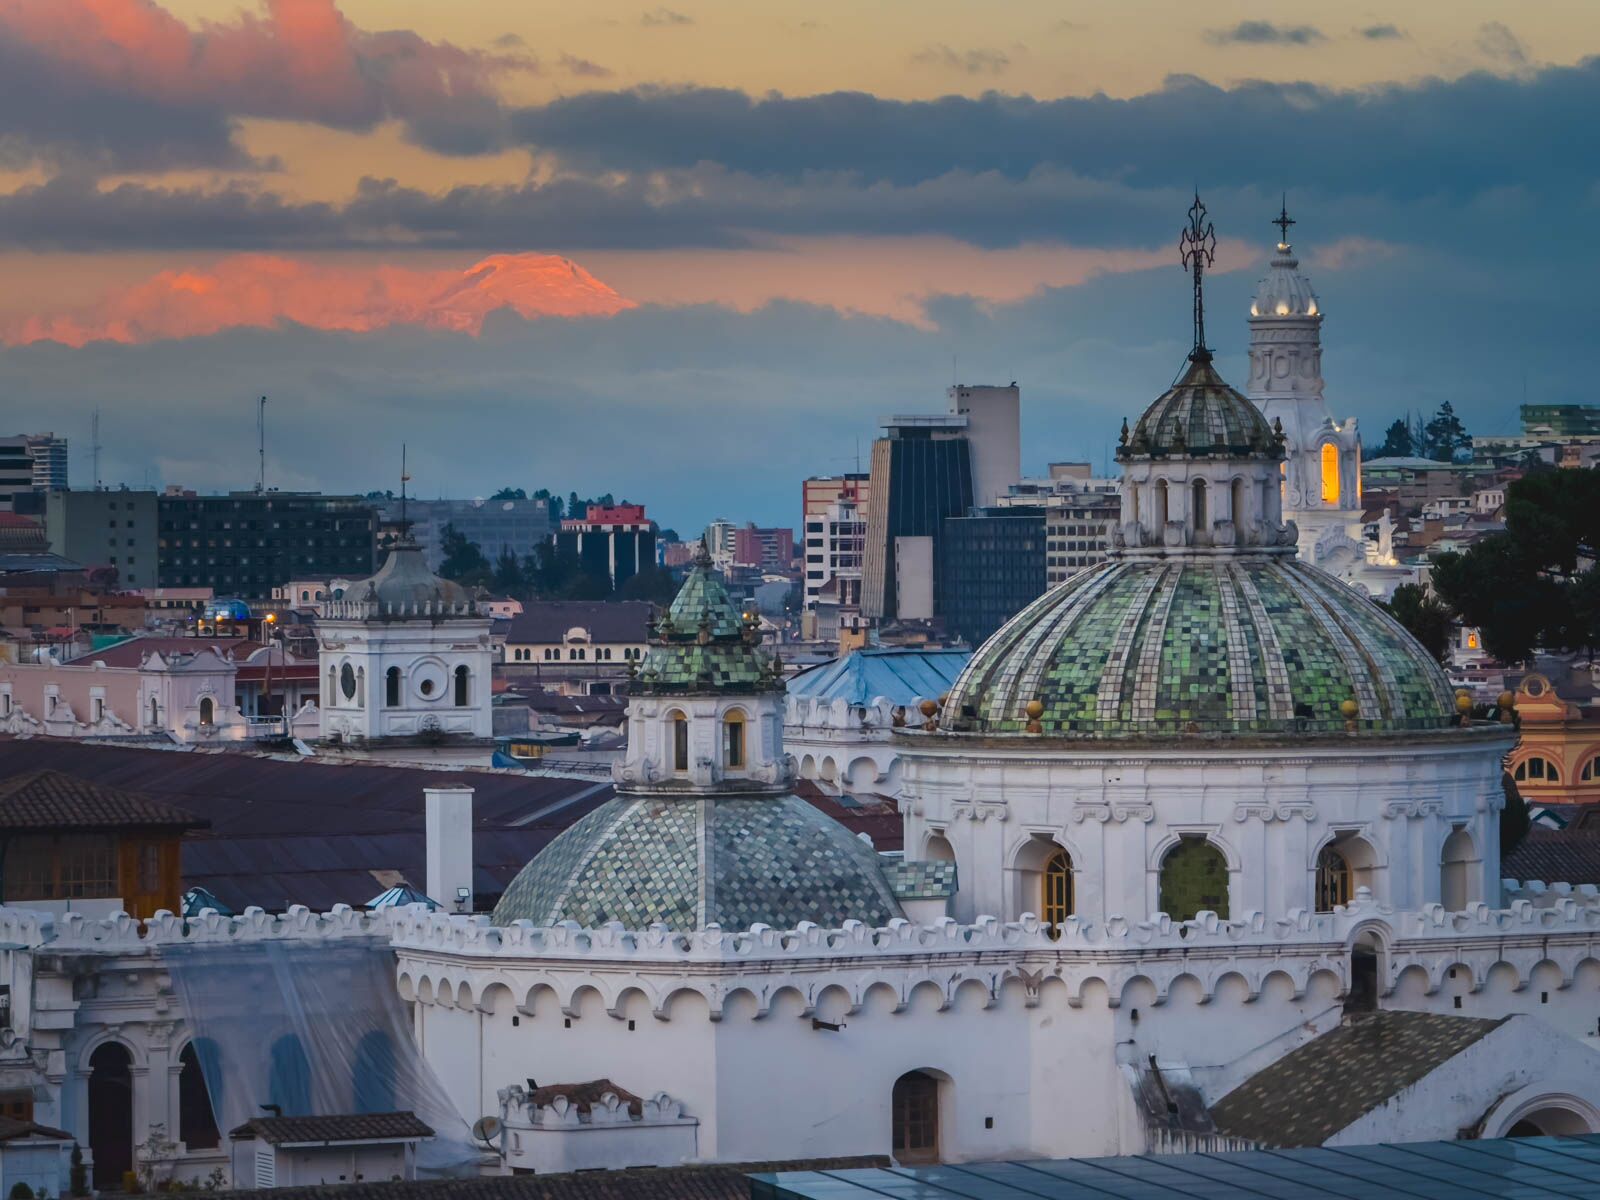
<box><xmin>400</xmin><ymin>443</ymin><xmax>411</xmax><ymax>539</ymax></box>
<box><xmin>90</xmin><ymin>410</ymin><xmax>101</xmax><ymax>491</ymax></box>
<box><xmin>1179</xmin><ymin>191</ymin><xmax>1218</xmax><ymax>362</ymax></box>
<box><xmin>256</xmin><ymin>396</ymin><xmax>267</xmax><ymax>493</ymax></box>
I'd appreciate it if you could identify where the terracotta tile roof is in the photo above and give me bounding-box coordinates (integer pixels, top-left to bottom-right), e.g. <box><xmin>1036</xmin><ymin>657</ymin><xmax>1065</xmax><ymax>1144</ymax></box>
<box><xmin>228</xmin><ymin>1112</ymin><xmax>434</xmax><ymax>1145</ymax></box>
<box><xmin>1210</xmin><ymin>1011</ymin><xmax>1504</xmax><ymax>1147</ymax></box>
<box><xmin>208</xmin><ymin>1158</ymin><xmax>888</xmax><ymax>1200</ymax></box>
<box><xmin>0</xmin><ymin>768</ymin><xmax>207</xmax><ymax>832</ymax></box>
<box><xmin>1503</xmin><ymin>828</ymin><xmax>1600</xmax><ymax>886</ymax></box>
<box><xmin>527</xmin><ymin>1079</ymin><xmax>642</xmax><ymax>1116</ymax></box>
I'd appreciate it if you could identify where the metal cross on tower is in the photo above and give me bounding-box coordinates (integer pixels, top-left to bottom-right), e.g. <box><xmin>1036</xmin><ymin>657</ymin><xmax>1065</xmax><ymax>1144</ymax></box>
<box><xmin>1273</xmin><ymin>194</ymin><xmax>1295</xmax><ymax>247</ymax></box>
<box><xmin>1179</xmin><ymin>192</ymin><xmax>1217</xmax><ymax>361</ymax></box>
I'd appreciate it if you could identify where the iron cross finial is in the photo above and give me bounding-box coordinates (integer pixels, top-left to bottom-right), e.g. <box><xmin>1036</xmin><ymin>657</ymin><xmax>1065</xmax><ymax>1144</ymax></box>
<box><xmin>1274</xmin><ymin>194</ymin><xmax>1295</xmax><ymax>246</ymax></box>
<box><xmin>1179</xmin><ymin>192</ymin><xmax>1217</xmax><ymax>360</ymax></box>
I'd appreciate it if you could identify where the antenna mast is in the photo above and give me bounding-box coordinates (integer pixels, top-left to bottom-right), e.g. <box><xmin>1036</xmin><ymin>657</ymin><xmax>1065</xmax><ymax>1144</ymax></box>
<box><xmin>257</xmin><ymin>396</ymin><xmax>266</xmax><ymax>493</ymax></box>
<box><xmin>400</xmin><ymin>443</ymin><xmax>411</xmax><ymax>538</ymax></box>
<box><xmin>90</xmin><ymin>410</ymin><xmax>101</xmax><ymax>490</ymax></box>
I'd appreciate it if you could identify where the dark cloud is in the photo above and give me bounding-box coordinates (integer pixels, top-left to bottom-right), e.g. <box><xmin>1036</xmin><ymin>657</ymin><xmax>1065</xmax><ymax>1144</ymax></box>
<box><xmin>559</xmin><ymin>54</ymin><xmax>614</xmax><ymax>78</ymax></box>
<box><xmin>1204</xmin><ymin>21</ymin><xmax>1325</xmax><ymax>47</ymax></box>
<box><xmin>1359</xmin><ymin>24</ymin><xmax>1404</xmax><ymax>40</ymax></box>
<box><xmin>909</xmin><ymin>45</ymin><xmax>1011</xmax><ymax>75</ymax></box>
<box><xmin>506</xmin><ymin>61</ymin><xmax>1600</xmax><ymax>202</ymax></box>
<box><xmin>1478</xmin><ymin>22</ymin><xmax>1529</xmax><ymax>68</ymax></box>
<box><xmin>640</xmin><ymin>7</ymin><xmax>694</xmax><ymax>27</ymax></box>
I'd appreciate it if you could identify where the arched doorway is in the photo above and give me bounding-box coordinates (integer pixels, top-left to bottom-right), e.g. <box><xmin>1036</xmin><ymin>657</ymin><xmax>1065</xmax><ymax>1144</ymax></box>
<box><xmin>198</xmin><ymin>696</ymin><xmax>215</xmax><ymax>727</ymax></box>
<box><xmin>1346</xmin><ymin>930</ymin><xmax>1383</xmax><ymax>1015</ymax></box>
<box><xmin>1159</xmin><ymin>837</ymin><xmax>1229</xmax><ymax>921</ymax></box>
<box><xmin>88</xmin><ymin>1042</ymin><xmax>133</xmax><ymax>1189</ymax></box>
<box><xmin>891</xmin><ymin>1070</ymin><xmax>942</xmax><ymax>1164</ymax></box>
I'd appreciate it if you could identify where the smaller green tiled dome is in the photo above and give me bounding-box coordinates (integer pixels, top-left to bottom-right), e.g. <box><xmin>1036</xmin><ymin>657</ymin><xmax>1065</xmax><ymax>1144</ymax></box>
<box><xmin>1118</xmin><ymin>355</ymin><xmax>1283</xmax><ymax>462</ymax></box>
<box><xmin>631</xmin><ymin>549</ymin><xmax>781</xmax><ymax>695</ymax></box>
<box><xmin>491</xmin><ymin>794</ymin><xmax>905</xmax><ymax>931</ymax></box>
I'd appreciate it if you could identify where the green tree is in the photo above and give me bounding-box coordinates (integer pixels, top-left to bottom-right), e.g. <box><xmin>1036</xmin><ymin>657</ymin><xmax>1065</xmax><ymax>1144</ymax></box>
<box><xmin>1377</xmin><ymin>583</ymin><xmax>1452</xmax><ymax>664</ymax></box>
<box><xmin>532</xmin><ymin>488</ymin><xmax>563</xmax><ymax>522</ymax></box>
<box><xmin>492</xmin><ymin>548</ymin><xmax>525</xmax><ymax>594</ymax></box>
<box><xmin>438</xmin><ymin>523</ymin><xmax>492</xmax><ymax>588</ymax></box>
<box><xmin>1501</xmin><ymin>772</ymin><xmax>1531</xmax><ymax>856</ymax></box>
<box><xmin>1432</xmin><ymin>467</ymin><xmax>1600</xmax><ymax>662</ymax></box>
<box><xmin>1420</xmin><ymin>401</ymin><xmax>1470</xmax><ymax>462</ymax></box>
<box><xmin>1374</xmin><ymin>419</ymin><xmax>1414</xmax><ymax>459</ymax></box>
<box><xmin>491</xmin><ymin>487</ymin><xmax>527</xmax><ymax>500</ymax></box>
<box><xmin>617</xmin><ymin>565</ymin><xmax>680</xmax><ymax>604</ymax></box>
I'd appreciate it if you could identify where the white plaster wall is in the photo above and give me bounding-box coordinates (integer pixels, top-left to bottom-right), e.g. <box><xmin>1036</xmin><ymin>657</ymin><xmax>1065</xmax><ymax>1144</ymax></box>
<box><xmin>318</xmin><ymin>617</ymin><xmax>494</xmax><ymax>742</ymax></box>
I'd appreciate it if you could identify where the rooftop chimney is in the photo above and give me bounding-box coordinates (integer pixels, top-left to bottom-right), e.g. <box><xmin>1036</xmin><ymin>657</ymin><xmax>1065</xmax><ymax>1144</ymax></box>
<box><xmin>425</xmin><ymin>785</ymin><xmax>474</xmax><ymax>913</ymax></box>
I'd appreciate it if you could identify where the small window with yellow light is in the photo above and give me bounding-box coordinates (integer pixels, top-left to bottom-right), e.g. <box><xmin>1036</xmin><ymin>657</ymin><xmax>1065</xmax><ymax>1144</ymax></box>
<box><xmin>1320</xmin><ymin>443</ymin><xmax>1340</xmax><ymax>505</ymax></box>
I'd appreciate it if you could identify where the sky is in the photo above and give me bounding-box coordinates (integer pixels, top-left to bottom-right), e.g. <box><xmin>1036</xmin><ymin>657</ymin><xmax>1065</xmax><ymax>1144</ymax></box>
<box><xmin>2</xmin><ymin>1</ymin><xmax>1599</xmax><ymax>531</ymax></box>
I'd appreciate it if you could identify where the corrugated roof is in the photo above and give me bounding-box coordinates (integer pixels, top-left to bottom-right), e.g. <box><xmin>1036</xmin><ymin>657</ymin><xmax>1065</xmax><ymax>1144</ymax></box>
<box><xmin>0</xmin><ymin>769</ymin><xmax>207</xmax><ymax>832</ymax></box>
<box><xmin>506</xmin><ymin>601</ymin><xmax>653</xmax><ymax>645</ymax></box>
<box><xmin>788</xmin><ymin>648</ymin><xmax>971</xmax><ymax>706</ymax></box>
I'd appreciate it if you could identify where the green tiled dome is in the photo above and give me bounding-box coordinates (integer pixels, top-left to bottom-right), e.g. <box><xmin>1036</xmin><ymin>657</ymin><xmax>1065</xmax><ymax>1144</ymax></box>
<box><xmin>939</xmin><ymin>557</ymin><xmax>1456</xmax><ymax>739</ymax></box>
<box><xmin>1119</xmin><ymin>355</ymin><xmax>1282</xmax><ymax>461</ymax></box>
<box><xmin>491</xmin><ymin>794</ymin><xmax>904</xmax><ymax>930</ymax></box>
<box><xmin>631</xmin><ymin>554</ymin><xmax>779</xmax><ymax>695</ymax></box>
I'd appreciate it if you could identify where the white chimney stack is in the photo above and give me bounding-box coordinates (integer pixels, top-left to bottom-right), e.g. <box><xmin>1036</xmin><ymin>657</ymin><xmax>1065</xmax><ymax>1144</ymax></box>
<box><xmin>424</xmin><ymin>786</ymin><xmax>475</xmax><ymax>913</ymax></box>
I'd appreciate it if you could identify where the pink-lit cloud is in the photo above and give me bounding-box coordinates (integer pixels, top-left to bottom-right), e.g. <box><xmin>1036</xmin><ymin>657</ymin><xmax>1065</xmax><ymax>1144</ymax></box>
<box><xmin>0</xmin><ymin>0</ymin><xmax>532</xmax><ymax>154</ymax></box>
<box><xmin>3</xmin><ymin>252</ymin><xmax>633</xmax><ymax>346</ymax></box>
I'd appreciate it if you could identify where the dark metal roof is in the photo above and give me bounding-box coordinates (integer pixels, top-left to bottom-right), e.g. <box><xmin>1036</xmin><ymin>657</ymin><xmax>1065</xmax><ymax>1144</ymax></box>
<box><xmin>1210</xmin><ymin>1011</ymin><xmax>1505</xmax><ymax>1147</ymax></box>
<box><xmin>0</xmin><ymin>741</ymin><xmax>618</xmax><ymax>914</ymax></box>
<box><xmin>0</xmin><ymin>1115</ymin><xmax>72</xmax><ymax>1142</ymax></box>
<box><xmin>506</xmin><ymin>601</ymin><xmax>654</xmax><ymax>645</ymax></box>
<box><xmin>228</xmin><ymin>1112</ymin><xmax>433</xmax><ymax>1145</ymax></box>
<box><xmin>1503</xmin><ymin>828</ymin><xmax>1600</xmax><ymax>886</ymax></box>
<box><xmin>755</xmin><ymin>1137</ymin><xmax>1600</xmax><ymax>1200</ymax></box>
<box><xmin>0</xmin><ymin>768</ymin><xmax>207</xmax><ymax>833</ymax></box>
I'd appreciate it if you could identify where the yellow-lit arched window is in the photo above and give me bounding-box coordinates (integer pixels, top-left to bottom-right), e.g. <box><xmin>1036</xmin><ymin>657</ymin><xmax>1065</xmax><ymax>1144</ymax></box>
<box><xmin>1320</xmin><ymin>443</ymin><xmax>1341</xmax><ymax>505</ymax></box>
<box><xmin>1580</xmin><ymin>756</ymin><xmax>1599</xmax><ymax>782</ymax></box>
<box><xmin>1042</xmin><ymin>849</ymin><xmax>1073</xmax><ymax>938</ymax></box>
<box><xmin>1315</xmin><ymin>846</ymin><xmax>1351</xmax><ymax>912</ymax></box>
<box><xmin>723</xmin><ymin>710</ymin><xmax>746</xmax><ymax>770</ymax></box>
<box><xmin>670</xmin><ymin>711</ymin><xmax>689</xmax><ymax>773</ymax></box>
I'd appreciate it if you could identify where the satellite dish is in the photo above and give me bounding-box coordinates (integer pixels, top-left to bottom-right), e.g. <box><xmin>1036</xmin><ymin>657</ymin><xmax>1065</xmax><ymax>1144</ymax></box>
<box><xmin>472</xmin><ymin>496</ymin><xmax>486</xmax><ymax>508</ymax></box>
<box><xmin>471</xmin><ymin>1115</ymin><xmax>501</xmax><ymax>1145</ymax></box>
<box><xmin>501</xmin><ymin>500</ymin><xmax>515</xmax><ymax>511</ymax></box>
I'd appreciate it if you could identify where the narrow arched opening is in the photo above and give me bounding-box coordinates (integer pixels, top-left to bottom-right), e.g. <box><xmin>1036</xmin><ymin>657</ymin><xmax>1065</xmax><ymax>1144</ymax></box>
<box><xmin>179</xmin><ymin>1040</ymin><xmax>221</xmax><ymax>1151</ymax></box>
<box><xmin>1315</xmin><ymin>846</ymin><xmax>1352</xmax><ymax>912</ymax></box>
<box><xmin>454</xmin><ymin>665</ymin><xmax>470</xmax><ymax>707</ymax></box>
<box><xmin>385</xmin><ymin>666</ymin><xmax>401</xmax><ymax>707</ymax></box>
<box><xmin>1155</xmin><ymin>478</ymin><xmax>1170</xmax><ymax>528</ymax></box>
<box><xmin>1191</xmin><ymin>478</ymin><xmax>1208</xmax><ymax>536</ymax></box>
<box><xmin>1231</xmin><ymin>477</ymin><xmax>1247</xmax><ymax>533</ymax></box>
<box><xmin>1159</xmin><ymin>836</ymin><xmax>1229</xmax><ymax>922</ymax></box>
<box><xmin>723</xmin><ymin>709</ymin><xmax>746</xmax><ymax>771</ymax></box>
<box><xmin>353</xmin><ymin>1030</ymin><xmax>398</xmax><ymax>1113</ymax></box>
<box><xmin>1320</xmin><ymin>442</ymin><xmax>1341</xmax><ymax>505</ymax></box>
<box><xmin>1441</xmin><ymin>827</ymin><xmax>1479</xmax><ymax>910</ymax></box>
<box><xmin>198</xmin><ymin>696</ymin><xmax>215</xmax><ymax>727</ymax></box>
<box><xmin>88</xmin><ymin>1042</ymin><xmax>134</xmax><ymax>1189</ymax></box>
<box><xmin>669</xmin><ymin>711</ymin><xmax>689</xmax><ymax>773</ymax></box>
<box><xmin>268</xmin><ymin>1034</ymin><xmax>312</xmax><ymax>1116</ymax></box>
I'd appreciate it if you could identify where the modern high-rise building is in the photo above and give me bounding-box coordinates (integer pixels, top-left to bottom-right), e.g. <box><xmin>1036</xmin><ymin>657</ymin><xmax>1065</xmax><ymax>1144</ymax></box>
<box><xmin>939</xmin><ymin>506</ymin><xmax>1048</xmax><ymax>646</ymax></box>
<box><xmin>859</xmin><ymin>418</ymin><xmax>974</xmax><ymax>623</ymax></box>
<box><xmin>731</xmin><ymin>524</ymin><xmax>795</xmax><ymax>572</ymax></box>
<box><xmin>44</xmin><ymin>488</ymin><xmax>160</xmax><ymax>588</ymax></box>
<box><xmin>1521</xmin><ymin>404</ymin><xmax>1600</xmax><ymax>438</ymax></box>
<box><xmin>156</xmin><ymin>490</ymin><xmax>377</xmax><ymax>598</ymax></box>
<box><xmin>947</xmin><ymin>384</ymin><xmax>1021</xmax><ymax>508</ymax></box>
<box><xmin>997</xmin><ymin>463</ymin><xmax>1121</xmax><ymax>586</ymax></box>
<box><xmin>0</xmin><ymin>439</ymin><xmax>33</xmax><ymax>513</ymax></box>
<box><xmin>22</xmin><ymin>434</ymin><xmax>68</xmax><ymax>491</ymax></box>
<box><xmin>801</xmin><ymin>474</ymin><xmax>869</xmax><ymax>610</ymax></box>
<box><xmin>378</xmin><ymin>497</ymin><xmax>552</xmax><ymax>573</ymax></box>
<box><xmin>556</xmin><ymin>504</ymin><xmax>657</xmax><ymax>591</ymax></box>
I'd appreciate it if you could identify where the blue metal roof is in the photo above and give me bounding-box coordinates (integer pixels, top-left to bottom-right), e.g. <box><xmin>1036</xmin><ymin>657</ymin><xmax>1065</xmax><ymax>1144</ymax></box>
<box><xmin>788</xmin><ymin>648</ymin><xmax>972</xmax><ymax>707</ymax></box>
<box><xmin>753</xmin><ymin>1135</ymin><xmax>1600</xmax><ymax>1199</ymax></box>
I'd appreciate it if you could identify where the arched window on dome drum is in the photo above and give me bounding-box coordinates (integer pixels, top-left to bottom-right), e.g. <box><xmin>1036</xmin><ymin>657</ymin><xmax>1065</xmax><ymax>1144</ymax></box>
<box><xmin>1320</xmin><ymin>443</ymin><xmax>1341</xmax><ymax>505</ymax></box>
<box><xmin>1231</xmin><ymin>478</ymin><xmax>1246</xmax><ymax>531</ymax></box>
<box><xmin>1513</xmin><ymin>757</ymin><xmax>1560</xmax><ymax>783</ymax></box>
<box><xmin>385</xmin><ymin>666</ymin><xmax>400</xmax><ymax>707</ymax></box>
<box><xmin>670</xmin><ymin>711</ymin><xmax>689</xmax><ymax>773</ymax></box>
<box><xmin>454</xmin><ymin>665</ymin><xmax>469</xmax><ymax>707</ymax></box>
<box><xmin>1155</xmin><ymin>479</ymin><xmax>1169</xmax><ymax>528</ymax></box>
<box><xmin>1042</xmin><ymin>849</ymin><xmax>1073</xmax><ymax>938</ymax></box>
<box><xmin>1191</xmin><ymin>478</ymin><xmax>1207</xmax><ymax>533</ymax></box>
<box><xmin>723</xmin><ymin>710</ymin><xmax>745</xmax><ymax>770</ymax></box>
<box><xmin>1159</xmin><ymin>837</ymin><xmax>1228</xmax><ymax>922</ymax></box>
<box><xmin>1441</xmin><ymin>826</ymin><xmax>1478</xmax><ymax>910</ymax></box>
<box><xmin>1315</xmin><ymin>846</ymin><xmax>1351</xmax><ymax>912</ymax></box>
